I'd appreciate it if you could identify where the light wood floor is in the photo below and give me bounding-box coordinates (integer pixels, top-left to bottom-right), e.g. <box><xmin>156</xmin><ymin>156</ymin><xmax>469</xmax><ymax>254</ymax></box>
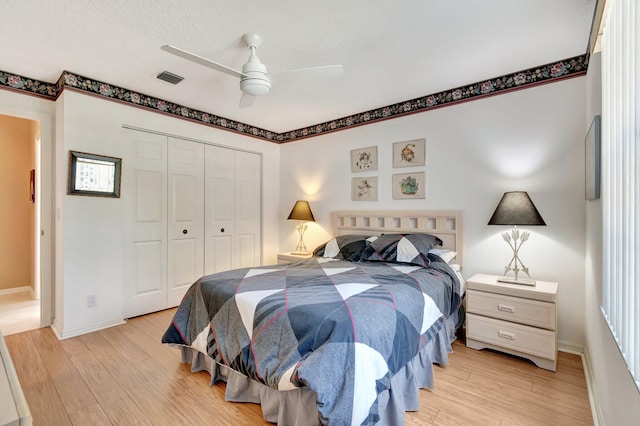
<box><xmin>0</xmin><ymin>289</ymin><xmax>40</xmax><ymax>336</ymax></box>
<box><xmin>5</xmin><ymin>309</ymin><xmax>593</xmax><ymax>425</ymax></box>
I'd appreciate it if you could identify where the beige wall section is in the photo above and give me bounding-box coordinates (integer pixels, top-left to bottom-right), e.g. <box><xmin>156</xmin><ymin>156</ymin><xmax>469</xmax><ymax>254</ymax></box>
<box><xmin>0</xmin><ymin>114</ymin><xmax>35</xmax><ymax>291</ymax></box>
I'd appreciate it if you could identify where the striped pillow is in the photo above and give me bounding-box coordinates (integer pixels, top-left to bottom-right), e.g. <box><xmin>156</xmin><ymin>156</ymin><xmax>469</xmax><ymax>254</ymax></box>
<box><xmin>313</xmin><ymin>235</ymin><xmax>372</xmax><ymax>261</ymax></box>
<box><xmin>360</xmin><ymin>233</ymin><xmax>443</xmax><ymax>267</ymax></box>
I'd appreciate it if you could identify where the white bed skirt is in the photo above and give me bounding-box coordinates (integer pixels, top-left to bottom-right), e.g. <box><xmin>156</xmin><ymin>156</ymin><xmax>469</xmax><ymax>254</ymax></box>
<box><xmin>180</xmin><ymin>314</ymin><xmax>458</xmax><ymax>426</ymax></box>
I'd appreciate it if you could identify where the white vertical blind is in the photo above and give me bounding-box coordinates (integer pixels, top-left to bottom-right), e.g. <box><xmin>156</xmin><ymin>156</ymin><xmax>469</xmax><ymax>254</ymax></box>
<box><xmin>601</xmin><ymin>0</ymin><xmax>640</xmax><ymax>391</ymax></box>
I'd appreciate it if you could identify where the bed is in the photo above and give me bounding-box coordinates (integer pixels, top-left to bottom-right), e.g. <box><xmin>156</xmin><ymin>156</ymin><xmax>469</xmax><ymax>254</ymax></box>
<box><xmin>162</xmin><ymin>210</ymin><xmax>465</xmax><ymax>425</ymax></box>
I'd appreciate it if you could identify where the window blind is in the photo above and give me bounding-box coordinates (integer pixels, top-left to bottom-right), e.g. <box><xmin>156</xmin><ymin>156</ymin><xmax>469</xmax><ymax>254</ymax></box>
<box><xmin>601</xmin><ymin>0</ymin><xmax>640</xmax><ymax>391</ymax></box>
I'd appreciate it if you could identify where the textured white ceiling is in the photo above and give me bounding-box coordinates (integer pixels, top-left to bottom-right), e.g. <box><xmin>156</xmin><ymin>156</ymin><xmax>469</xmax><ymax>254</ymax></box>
<box><xmin>0</xmin><ymin>0</ymin><xmax>596</xmax><ymax>133</ymax></box>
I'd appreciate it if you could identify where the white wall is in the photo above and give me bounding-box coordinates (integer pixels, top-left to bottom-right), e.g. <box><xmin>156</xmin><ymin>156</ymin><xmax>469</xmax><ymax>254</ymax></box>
<box><xmin>54</xmin><ymin>90</ymin><xmax>281</xmax><ymax>338</ymax></box>
<box><xmin>584</xmin><ymin>52</ymin><xmax>640</xmax><ymax>425</ymax></box>
<box><xmin>280</xmin><ymin>77</ymin><xmax>587</xmax><ymax>349</ymax></box>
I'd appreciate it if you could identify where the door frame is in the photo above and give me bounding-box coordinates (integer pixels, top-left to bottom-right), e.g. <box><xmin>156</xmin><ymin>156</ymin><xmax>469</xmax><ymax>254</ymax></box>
<box><xmin>0</xmin><ymin>107</ymin><xmax>54</xmax><ymax>327</ymax></box>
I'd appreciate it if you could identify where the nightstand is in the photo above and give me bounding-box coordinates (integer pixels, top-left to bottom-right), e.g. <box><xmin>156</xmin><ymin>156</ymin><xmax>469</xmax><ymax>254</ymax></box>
<box><xmin>277</xmin><ymin>252</ymin><xmax>312</xmax><ymax>264</ymax></box>
<box><xmin>465</xmin><ymin>273</ymin><xmax>558</xmax><ymax>371</ymax></box>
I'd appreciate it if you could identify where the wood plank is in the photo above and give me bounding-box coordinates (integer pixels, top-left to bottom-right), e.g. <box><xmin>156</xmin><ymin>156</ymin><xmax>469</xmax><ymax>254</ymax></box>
<box><xmin>531</xmin><ymin>378</ymin><xmax>591</xmax><ymax>410</ymax></box>
<box><xmin>429</xmin><ymin>379</ymin><xmax>558</xmax><ymax>426</ymax></box>
<box><xmin>433</xmin><ymin>410</ymin><xmax>478</xmax><ymax>426</ymax></box>
<box><xmin>118</xmin><ymin>317</ymin><xmax>186</xmax><ymax>367</ymax></box>
<box><xmin>178</xmin><ymin>370</ymin><xmax>269</xmax><ymax>425</ymax></box>
<box><xmin>79</xmin><ymin>330</ymin><xmax>192</xmax><ymax>425</ymax></box>
<box><xmin>466</xmin><ymin>368</ymin><xmax>534</xmax><ymax>392</ymax></box>
<box><xmin>421</xmin><ymin>386</ymin><xmax>502</xmax><ymax>426</ymax></box>
<box><xmin>98</xmin><ymin>325</ymin><xmax>151</xmax><ymax>364</ymax></box>
<box><xmin>68</xmin><ymin>350</ymin><xmax>146</xmax><ymax>425</ymax></box>
<box><xmin>4</xmin><ymin>332</ymin><xmax>49</xmax><ymax>388</ymax></box>
<box><xmin>132</xmin><ymin>309</ymin><xmax>175</xmax><ymax>336</ymax></box>
<box><xmin>67</xmin><ymin>403</ymin><xmax>111</xmax><ymax>426</ymax></box>
<box><xmin>406</xmin><ymin>402</ymin><xmax>438</xmax><ymax>425</ymax></box>
<box><xmin>58</xmin><ymin>335</ymin><xmax>90</xmax><ymax>358</ymax></box>
<box><xmin>22</xmin><ymin>380</ymin><xmax>72</xmax><ymax>425</ymax></box>
<box><xmin>29</xmin><ymin>327</ymin><xmax>98</xmax><ymax>415</ymax></box>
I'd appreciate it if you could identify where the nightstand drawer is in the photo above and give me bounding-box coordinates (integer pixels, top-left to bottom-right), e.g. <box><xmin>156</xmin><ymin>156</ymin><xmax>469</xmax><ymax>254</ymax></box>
<box><xmin>467</xmin><ymin>290</ymin><xmax>556</xmax><ymax>330</ymax></box>
<box><xmin>467</xmin><ymin>313</ymin><xmax>556</xmax><ymax>360</ymax></box>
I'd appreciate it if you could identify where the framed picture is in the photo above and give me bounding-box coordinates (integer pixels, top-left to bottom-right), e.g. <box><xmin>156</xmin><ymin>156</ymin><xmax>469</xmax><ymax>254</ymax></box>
<box><xmin>392</xmin><ymin>172</ymin><xmax>425</xmax><ymax>199</ymax></box>
<box><xmin>29</xmin><ymin>169</ymin><xmax>35</xmax><ymax>203</ymax></box>
<box><xmin>68</xmin><ymin>151</ymin><xmax>122</xmax><ymax>198</ymax></box>
<box><xmin>351</xmin><ymin>176</ymin><xmax>378</xmax><ymax>201</ymax></box>
<box><xmin>585</xmin><ymin>115</ymin><xmax>601</xmax><ymax>201</ymax></box>
<box><xmin>351</xmin><ymin>146</ymin><xmax>378</xmax><ymax>172</ymax></box>
<box><xmin>393</xmin><ymin>138</ymin><xmax>425</xmax><ymax>168</ymax></box>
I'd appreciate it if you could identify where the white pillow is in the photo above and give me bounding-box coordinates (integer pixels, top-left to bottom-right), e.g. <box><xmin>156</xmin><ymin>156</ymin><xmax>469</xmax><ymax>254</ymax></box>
<box><xmin>323</xmin><ymin>238</ymin><xmax>340</xmax><ymax>258</ymax></box>
<box><xmin>428</xmin><ymin>248</ymin><xmax>457</xmax><ymax>263</ymax></box>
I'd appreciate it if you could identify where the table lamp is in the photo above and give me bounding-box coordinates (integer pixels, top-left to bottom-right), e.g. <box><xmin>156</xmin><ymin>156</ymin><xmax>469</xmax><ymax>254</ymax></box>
<box><xmin>488</xmin><ymin>191</ymin><xmax>546</xmax><ymax>285</ymax></box>
<box><xmin>287</xmin><ymin>200</ymin><xmax>315</xmax><ymax>255</ymax></box>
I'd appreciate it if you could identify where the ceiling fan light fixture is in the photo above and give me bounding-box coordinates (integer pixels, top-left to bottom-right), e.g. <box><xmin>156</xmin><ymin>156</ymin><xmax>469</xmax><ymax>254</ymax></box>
<box><xmin>240</xmin><ymin>60</ymin><xmax>271</xmax><ymax>96</ymax></box>
<box><xmin>240</xmin><ymin>78</ymin><xmax>271</xmax><ymax>96</ymax></box>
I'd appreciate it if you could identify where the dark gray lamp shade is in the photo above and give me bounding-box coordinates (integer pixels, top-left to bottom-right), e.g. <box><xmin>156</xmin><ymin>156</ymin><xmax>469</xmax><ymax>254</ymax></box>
<box><xmin>488</xmin><ymin>191</ymin><xmax>546</xmax><ymax>226</ymax></box>
<box><xmin>287</xmin><ymin>200</ymin><xmax>315</xmax><ymax>221</ymax></box>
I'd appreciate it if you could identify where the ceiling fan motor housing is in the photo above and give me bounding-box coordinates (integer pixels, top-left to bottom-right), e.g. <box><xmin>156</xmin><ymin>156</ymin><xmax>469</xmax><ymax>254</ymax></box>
<box><xmin>240</xmin><ymin>60</ymin><xmax>271</xmax><ymax>96</ymax></box>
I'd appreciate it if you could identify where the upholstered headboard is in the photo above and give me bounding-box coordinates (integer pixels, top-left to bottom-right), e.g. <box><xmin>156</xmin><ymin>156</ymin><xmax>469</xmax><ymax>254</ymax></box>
<box><xmin>332</xmin><ymin>210</ymin><xmax>464</xmax><ymax>266</ymax></box>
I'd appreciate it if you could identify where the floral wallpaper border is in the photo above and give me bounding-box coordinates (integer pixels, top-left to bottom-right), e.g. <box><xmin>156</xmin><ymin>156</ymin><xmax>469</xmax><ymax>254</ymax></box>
<box><xmin>0</xmin><ymin>54</ymin><xmax>588</xmax><ymax>143</ymax></box>
<box><xmin>58</xmin><ymin>71</ymin><xmax>278</xmax><ymax>141</ymax></box>
<box><xmin>279</xmin><ymin>54</ymin><xmax>589</xmax><ymax>142</ymax></box>
<box><xmin>0</xmin><ymin>70</ymin><xmax>59</xmax><ymax>98</ymax></box>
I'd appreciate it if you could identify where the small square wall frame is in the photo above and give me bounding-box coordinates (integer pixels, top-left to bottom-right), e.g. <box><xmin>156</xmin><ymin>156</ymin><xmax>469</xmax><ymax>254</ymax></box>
<box><xmin>68</xmin><ymin>151</ymin><xmax>122</xmax><ymax>198</ymax></box>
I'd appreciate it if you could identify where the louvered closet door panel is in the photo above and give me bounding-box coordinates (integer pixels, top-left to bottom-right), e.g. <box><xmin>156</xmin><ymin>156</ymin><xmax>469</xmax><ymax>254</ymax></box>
<box><xmin>204</xmin><ymin>145</ymin><xmax>235</xmax><ymax>275</ymax></box>
<box><xmin>234</xmin><ymin>150</ymin><xmax>261</xmax><ymax>269</ymax></box>
<box><xmin>167</xmin><ymin>138</ymin><xmax>204</xmax><ymax>307</ymax></box>
<box><xmin>123</xmin><ymin>130</ymin><xmax>168</xmax><ymax>318</ymax></box>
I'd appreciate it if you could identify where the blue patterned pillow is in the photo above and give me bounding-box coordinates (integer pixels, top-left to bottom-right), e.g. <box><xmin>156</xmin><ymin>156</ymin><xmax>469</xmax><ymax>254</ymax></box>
<box><xmin>360</xmin><ymin>233</ymin><xmax>443</xmax><ymax>267</ymax></box>
<box><xmin>313</xmin><ymin>235</ymin><xmax>371</xmax><ymax>262</ymax></box>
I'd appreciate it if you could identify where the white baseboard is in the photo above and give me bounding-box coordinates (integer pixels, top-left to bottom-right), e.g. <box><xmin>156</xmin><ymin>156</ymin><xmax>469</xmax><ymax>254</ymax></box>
<box><xmin>558</xmin><ymin>340</ymin><xmax>585</xmax><ymax>355</ymax></box>
<box><xmin>582</xmin><ymin>346</ymin><xmax>604</xmax><ymax>426</ymax></box>
<box><xmin>0</xmin><ymin>286</ymin><xmax>33</xmax><ymax>297</ymax></box>
<box><xmin>51</xmin><ymin>318</ymin><xmax>126</xmax><ymax>340</ymax></box>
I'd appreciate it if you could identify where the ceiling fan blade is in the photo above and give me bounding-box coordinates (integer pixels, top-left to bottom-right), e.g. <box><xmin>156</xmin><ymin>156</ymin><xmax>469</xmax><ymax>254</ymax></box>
<box><xmin>239</xmin><ymin>92</ymin><xmax>256</xmax><ymax>108</ymax></box>
<box><xmin>161</xmin><ymin>45</ymin><xmax>246</xmax><ymax>79</ymax></box>
<box><xmin>272</xmin><ymin>64</ymin><xmax>344</xmax><ymax>84</ymax></box>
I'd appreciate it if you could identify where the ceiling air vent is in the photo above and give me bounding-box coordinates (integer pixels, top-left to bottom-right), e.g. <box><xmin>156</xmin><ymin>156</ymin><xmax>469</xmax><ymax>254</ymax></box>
<box><xmin>156</xmin><ymin>70</ymin><xmax>184</xmax><ymax>85</ymax></box>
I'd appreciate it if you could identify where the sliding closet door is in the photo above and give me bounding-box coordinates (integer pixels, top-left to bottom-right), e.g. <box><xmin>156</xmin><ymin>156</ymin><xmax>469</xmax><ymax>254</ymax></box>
<box><xmin>123</xmin><ymin>131</ymin><xmax>260</xmax><ymax>316</ymax></box>
<box><xmin>167</xmin><ymin>138</ymin><xmax>204</xmax><ymax>307</ymax></box>
<box><xmin>204</xmin><ymin>145</ymin><xmax>261</xmax><ymax>274</ymax></box>
<box><xmin>204</xmin><ymin>145</ymin><xmax>234</xmax><ymax>275</ymax></box>
<box><xmin>234</xmin><ymin>150</ymin><xmax>261</xmax><ymax>268</ymax></box>
<box><xmin>123</xmin><ymin>130</ymin><xmax>168</xmax><ymax>318</ymax></box>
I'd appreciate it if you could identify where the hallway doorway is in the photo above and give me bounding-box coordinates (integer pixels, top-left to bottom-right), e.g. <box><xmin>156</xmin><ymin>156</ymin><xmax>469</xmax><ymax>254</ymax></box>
<box><xmin>0</xmin><ymin>113</ymin><xmax>42</xmax><ymax>335</ymax></box>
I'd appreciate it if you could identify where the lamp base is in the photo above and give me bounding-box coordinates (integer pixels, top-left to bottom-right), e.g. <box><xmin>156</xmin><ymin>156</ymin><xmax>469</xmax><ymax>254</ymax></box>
<box><xmin>497</xmin><ymin>276</ymin><xmax>536</xmax><ymax>286</ymax></box>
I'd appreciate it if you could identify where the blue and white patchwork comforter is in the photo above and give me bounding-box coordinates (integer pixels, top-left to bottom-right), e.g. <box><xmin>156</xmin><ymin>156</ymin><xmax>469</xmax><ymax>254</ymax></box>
<box><xmin>163</xmin><ymin>256</ymin><xmax>461</xmax><ymax>425</ymax></box>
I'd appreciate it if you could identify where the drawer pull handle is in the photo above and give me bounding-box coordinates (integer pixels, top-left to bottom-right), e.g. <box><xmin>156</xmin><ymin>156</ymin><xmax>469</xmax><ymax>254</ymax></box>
<box><xmin>498</xmin><ymin>303</ymin><xmax>515</xmax><ymax>313</ymax></box>
<box><xmin>498</xmin><ymin>330</ymin><xmax>515</xmax><ymax>340</ymax></box>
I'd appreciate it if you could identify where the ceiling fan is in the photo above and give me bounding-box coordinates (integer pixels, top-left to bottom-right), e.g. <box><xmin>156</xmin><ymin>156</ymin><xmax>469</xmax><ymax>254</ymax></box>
<box><xmin>161</xmin><ymin>33</ymin><xmax>344</xmax><ymax>108</ymax></box>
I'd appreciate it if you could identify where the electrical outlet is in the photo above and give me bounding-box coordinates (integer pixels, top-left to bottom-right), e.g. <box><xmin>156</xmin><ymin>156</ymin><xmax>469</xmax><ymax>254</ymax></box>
<box><xmin>87</xmin><ymin>294</ymin><xmax>97</xmax><ymax>307</ymax></box>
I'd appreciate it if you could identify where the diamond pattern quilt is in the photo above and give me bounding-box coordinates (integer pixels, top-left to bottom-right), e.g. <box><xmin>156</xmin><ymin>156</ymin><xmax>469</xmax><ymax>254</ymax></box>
<box><xmin>162</xmin><ymin>256</ymin><xmax>461</xmax><ymax>425</ymax></box>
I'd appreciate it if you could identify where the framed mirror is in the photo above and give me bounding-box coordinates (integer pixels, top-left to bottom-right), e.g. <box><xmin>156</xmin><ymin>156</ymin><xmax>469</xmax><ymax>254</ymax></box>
<box><xmin>585</xmin><ymin>115</ymin><xmax>601</xmax><ymax>201</ymax></box>
<box><xmin>68</xmin><ymin>151</ymin><xmax>122</xmax><ymax>198</ymax></box>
